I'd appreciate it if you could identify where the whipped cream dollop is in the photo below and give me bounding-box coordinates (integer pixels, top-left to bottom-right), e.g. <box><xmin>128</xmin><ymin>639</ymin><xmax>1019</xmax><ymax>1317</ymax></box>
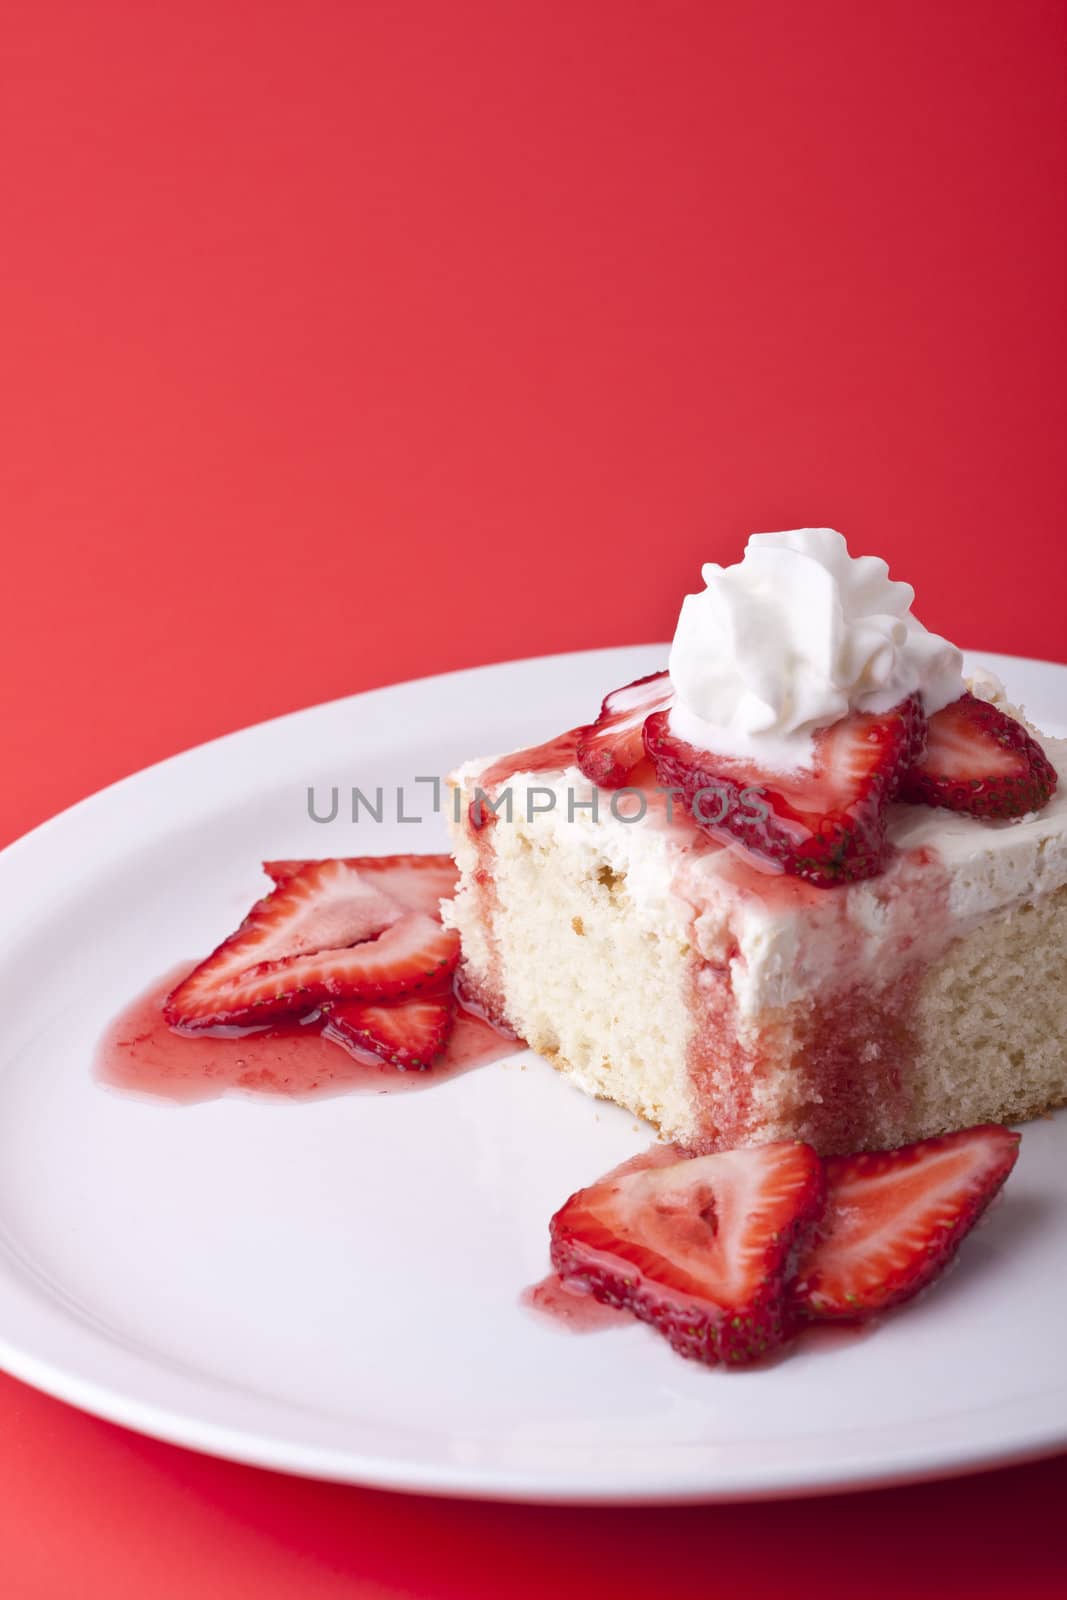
<box><xmin>668</xmin><ymin>528</ymin><xmax>964</xmax><ymax>770</ymax></box>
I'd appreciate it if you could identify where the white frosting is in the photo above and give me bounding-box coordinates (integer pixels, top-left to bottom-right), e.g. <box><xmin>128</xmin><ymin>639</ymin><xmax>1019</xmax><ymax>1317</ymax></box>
<box><xmin>705</xmin><ymin>738</ymin><xmax>1067</xmax><ymax>1013</ymax></box>
<box><xmin>668</xmin><ymin>528</ymin><xmax>964</xmax><ymax>770</ymax></box>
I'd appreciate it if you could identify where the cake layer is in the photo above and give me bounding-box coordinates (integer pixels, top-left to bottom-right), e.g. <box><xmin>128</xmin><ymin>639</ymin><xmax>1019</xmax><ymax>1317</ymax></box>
<box><xmin>445</xmin><ymin>722</ymin><xmax>1067</xmax><ymax>1154</ymax></box>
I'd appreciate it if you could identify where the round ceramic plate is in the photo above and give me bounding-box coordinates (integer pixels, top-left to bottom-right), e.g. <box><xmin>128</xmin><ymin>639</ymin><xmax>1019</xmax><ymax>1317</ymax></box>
<box><xmin>0</xmin><ymin>647</ymin><xmax>1064</xmax><ymax>1504</ymax></box>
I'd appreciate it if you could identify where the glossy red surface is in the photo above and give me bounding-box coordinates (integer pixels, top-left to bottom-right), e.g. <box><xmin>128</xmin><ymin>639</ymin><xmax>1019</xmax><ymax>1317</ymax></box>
<box><xmin>522</xmin><ymin>1274</ymin><xmax>634</xmax><ymax>1334</ymax></box>
<box><xmin>96</xmin><ymin>965</ymin><xmax>513</xmax><ymax>1103</ymax></box>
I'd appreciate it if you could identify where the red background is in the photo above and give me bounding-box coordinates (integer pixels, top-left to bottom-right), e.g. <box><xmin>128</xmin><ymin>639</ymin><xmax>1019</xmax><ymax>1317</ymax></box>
<box><xmin>1</xmin><ymin>2</ymin><xmax>1064</xmax><ymax>1594</ymax></box>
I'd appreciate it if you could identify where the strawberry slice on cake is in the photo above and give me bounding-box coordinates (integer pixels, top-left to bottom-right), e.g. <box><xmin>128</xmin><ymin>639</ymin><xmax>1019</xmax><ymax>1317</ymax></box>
<box><xmin>900</xmin><ymin>692</ymin><xmax>1057</xmax><ymax>818</ymax></box>
<box><xmin>644</xmin><ymin>692</ymin><xmax>925</xmax><ymax>886</ymax></box>
<box><xmin>576</xmin><ymin>670</ymin><xmax>673</xmax><ymax>789</ymax></box>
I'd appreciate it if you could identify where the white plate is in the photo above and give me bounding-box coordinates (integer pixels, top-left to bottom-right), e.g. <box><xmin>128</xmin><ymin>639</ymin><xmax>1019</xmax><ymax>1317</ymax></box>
<box><xmin>0</xmin><ymin>647</ymin><xmax>1064</xmax><ymax>1504</ymax></box>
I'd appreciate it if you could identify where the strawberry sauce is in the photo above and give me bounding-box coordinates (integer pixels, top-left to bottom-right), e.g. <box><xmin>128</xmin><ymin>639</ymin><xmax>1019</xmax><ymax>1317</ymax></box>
<box><xmin>476</xmin><ymin>727</ymin><xmax>581</xmax><ymax>792</ymax></box>
<box><xmin>679</xmin><ymin>844</ymin><xmax>953</xmax><ymax>1154</ymax></box>
<box><xmin>96</xmin><ymin>963</ymin><xmax>517</xmax><ymax>1104</ymax></box>
<box><xmin>521</xmin><ymin>1273</ymin><xmax>633</xmax><ymax>1332</ymax></box>
<box><xmin>520</xmin><ymin>1275</ymin><xmax>879</xmax><ymax>1348</ymax></box>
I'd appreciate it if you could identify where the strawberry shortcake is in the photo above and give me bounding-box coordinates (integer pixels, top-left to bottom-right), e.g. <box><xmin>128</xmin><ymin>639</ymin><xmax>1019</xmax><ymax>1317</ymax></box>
<box><xmin>446</xmin><ymin>528</ymin><xmax>1067</xmax><ymax>1155</ymax></box>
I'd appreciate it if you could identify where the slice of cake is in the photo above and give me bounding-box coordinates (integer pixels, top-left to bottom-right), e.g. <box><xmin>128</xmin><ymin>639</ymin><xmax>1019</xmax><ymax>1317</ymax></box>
<box><xmin>445</xmin><ymin>529</ymin><xmax>1067</xmax><ymax>1154</ymax></box>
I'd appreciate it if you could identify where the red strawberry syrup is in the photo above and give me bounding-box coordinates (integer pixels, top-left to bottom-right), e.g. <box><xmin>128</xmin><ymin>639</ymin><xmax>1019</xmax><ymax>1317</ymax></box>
<box><xmin>521</xmin><ymin>1273</ymin><xmax>633</xmax><ymax>1332</ymax></box>
<box><xmin>520</xmin><ymin>1274</ymin><xmax>877</xmax><ymax>1348</ymax></box>
<box><xmin>476</xmin><ymin>727</ymin><xmax>581</xmax><ymax>792</ymax></box>
<box><xmin>678</xmin><ymin>844</ymin><xmax>953</xmax><ymax>1154</ymax></box>
<box><xmin>96</xmin><ymin>964</ymin><xmax>517</xmax><ymax>1105</ymax></box>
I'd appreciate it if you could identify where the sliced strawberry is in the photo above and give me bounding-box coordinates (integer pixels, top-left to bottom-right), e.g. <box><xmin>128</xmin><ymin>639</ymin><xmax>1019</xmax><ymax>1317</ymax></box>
<box><xmin>163</xmin><ymin>859</ymin><xmax>404</xmax><ymax>1029</ymax></box>
<box><xmin>644</xmin><ymin>694</ymin><xmax>925</xmax><ymax>887</ymax></box>
<box><xmin>576</xmin><ymin>670</ymin><xmax>673</xmax><ymax>789</ymax></box>
<box><xmin>262</xmin><ymin>854</ymin><xmax>458</xmax><ymax>920</ymax></box>
<box><xmin>793</xmin><ymin>1124</ymin><xmax>1020</xmax><ymax>1321</ymax></box>
<box><xmin>550</xmin><ymin>1141</ymin><xmax>825</xmax><ymax>1365</ymax></box>
<box><xmin>263</xmin><ymin>859</ymin><xmax>307</xmax><ymax>883</ymax></box>
<box><xmin>165</xmin><ymin>912</ymin><xmax>459</xmax><ymax>1030</ymax></box>
<box><xmin>899</xmin><ymin>693</ymin><xmax>1057</xmax><ymax>819</ymax></box>
<box><xmin>323</xmin><ymin>995</ymin><xmax>455</xmax><ymax>1071</ymax></box>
